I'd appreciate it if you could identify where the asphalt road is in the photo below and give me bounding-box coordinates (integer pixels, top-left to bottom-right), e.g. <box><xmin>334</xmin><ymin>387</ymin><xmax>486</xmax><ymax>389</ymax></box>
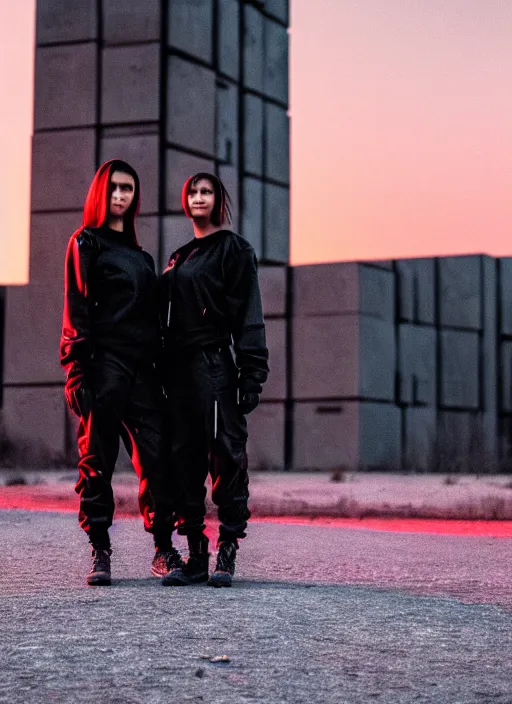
<box><xmin>1</xmin><ymin>510</ymin><xmax>511</xmax><ymax>704</ymax></box>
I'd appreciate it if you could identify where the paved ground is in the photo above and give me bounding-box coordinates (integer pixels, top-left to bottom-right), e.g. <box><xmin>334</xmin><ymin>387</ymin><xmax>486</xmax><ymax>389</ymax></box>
<box><xmin>3</xmin><ymin>469</ymin><xmax>512</xmax><ymax>520</ymax></box>
<box><xmin>1</xmin><ymin>509</ymin><xmax>512</xmax><ymax>703</ymax></box>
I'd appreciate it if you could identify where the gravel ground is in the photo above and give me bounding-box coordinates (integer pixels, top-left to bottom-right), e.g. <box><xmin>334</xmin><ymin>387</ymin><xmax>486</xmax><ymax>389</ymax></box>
<box><xmin>0</xmin><ymin>510</ymin><xmax>511</xmax><ymax>704</ymax></box>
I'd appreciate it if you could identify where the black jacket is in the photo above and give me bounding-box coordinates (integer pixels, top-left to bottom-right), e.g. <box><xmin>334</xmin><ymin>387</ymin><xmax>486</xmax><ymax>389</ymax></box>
<box><xmin>160</xmin><ymin>230</ymin><xmax>269</xmax><ymax>389</ymax></box>
<box><xmin>60</xmin><ymin>227</ymin><xmax>160</xmax><ymax>381</ymax></box>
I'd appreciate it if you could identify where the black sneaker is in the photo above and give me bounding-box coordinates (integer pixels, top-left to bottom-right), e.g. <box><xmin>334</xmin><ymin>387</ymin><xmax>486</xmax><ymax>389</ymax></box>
<box><xmin>207</xmin><ymin>542</ymin><xmax>237</xmax><ymax>588</ymax></box>
<box><xmin>151</xmin><ymin>547</ymin><xmax>184</xmax><ymax>578</ymax></box>
<box><xmin>162</xmin><ymin>535</ymin><xmax>209</xmax><ymax>586</ymax></box>
<box><xmin>87</xmin><ymin>549</ymin><xmax>112</xmax><ymax>586</ymax></box>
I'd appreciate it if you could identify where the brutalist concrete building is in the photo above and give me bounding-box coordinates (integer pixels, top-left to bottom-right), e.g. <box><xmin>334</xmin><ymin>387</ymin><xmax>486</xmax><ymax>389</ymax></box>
<box><xmin>1</xmin><ymin>1</ymin><xmax>511</xmax><ymax>474</ymax></box>
<box><xmin>0</xmin><ymin>0</ymin><xmax>290</xmax><ymax>465</ymax></box>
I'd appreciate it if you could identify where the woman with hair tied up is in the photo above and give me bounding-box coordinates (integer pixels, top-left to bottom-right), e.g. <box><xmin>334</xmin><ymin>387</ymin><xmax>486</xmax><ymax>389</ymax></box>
<box><xmin>159</xmin><ymin>172</ymin><xmax>269</xmax><ymax>588</ymax></box>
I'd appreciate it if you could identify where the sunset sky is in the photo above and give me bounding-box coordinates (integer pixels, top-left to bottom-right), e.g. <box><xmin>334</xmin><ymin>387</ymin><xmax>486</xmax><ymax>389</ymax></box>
<box><xmin>2</xmin><ymin>1</ymin><xmax>512</xmax><ymax>282</ymax></box>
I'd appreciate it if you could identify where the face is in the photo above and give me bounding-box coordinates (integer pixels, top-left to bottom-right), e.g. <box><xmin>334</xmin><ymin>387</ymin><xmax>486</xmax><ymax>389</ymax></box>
<box><xmin>109</xmin><ymin>170</ymin><xmax>135</xmax><ymax>218</ymax></box>
<box><xmin>187</xmin><ymin>179</ymin><xmax>215</xmax><ymax>221</ymax></box>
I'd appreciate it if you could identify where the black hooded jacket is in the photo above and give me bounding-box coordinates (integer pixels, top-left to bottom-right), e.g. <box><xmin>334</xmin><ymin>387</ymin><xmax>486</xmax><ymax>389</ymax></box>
<box><xmin>160</xmin><ymin>229</ymin><xmax>269</xmax><ymax>389</ymax></box>
<box><xmin>60</xmin><ymin>160</ymin><xmax>160</xmax><ymax>381</ymax></box>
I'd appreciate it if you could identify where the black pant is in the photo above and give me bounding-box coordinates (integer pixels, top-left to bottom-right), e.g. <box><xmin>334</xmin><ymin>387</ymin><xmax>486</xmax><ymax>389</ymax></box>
<box><xmin>72</xmin><ymin>351</ymin><xmax>174</xmax><ymax>549</ymax></box>
<box><xmin>170</xmin><ymin>346</ymin><xmax>250</xmax><ymax>544</ymax></box>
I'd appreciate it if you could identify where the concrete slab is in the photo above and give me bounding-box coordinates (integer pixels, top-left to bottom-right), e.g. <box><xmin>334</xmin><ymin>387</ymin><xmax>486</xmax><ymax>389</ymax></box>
<box><xmin>162</xmin><ymin>216</ymin><xmax>193</xmax><ymax>260</ymax></box>
<box><xmin>293</xmin><ymin>401</ymin><xmax>401</xmax><ymax>471</ymax></box>
<box><xmin>243</xmin><ymin>5</ymin><xmax>264</xmax><ymax>92</ymax></box>
<box><xmin>398</xmin><ymin>324</ymin><xmax>437</xmax><ymax>406</ymax></box>
<box><xmin>168</xmin><ymin>0</ymin><xmax>213</xmax><ymax>64</ymax></box>
<box><xmin>396</xmin><ymin>258</ymin><xmax>436</xmax><ymax>324</ymax></box>
<box><xmin>292</xmin><ymin>315</ymin><xmax>396</xmax><ymax>402</ymax></box>
<box><xmin>482</xmin><ymin>256</ymin><xmax>497</xmax><ymax>458</ymax></box>
<box><xmin>264</xmin><ymin>18</ymin><xmax>288</xmax><ymax>105</ymax></box>
<box><xmin>135</xmin><ymin>216</ymin><xmax>159</xmax><ymax>268</ymax></box>
<box><xmin>500</xmin><ymin>341</ymin><xmax>512</xmax><ymax>413</ymax></box>
<box><xmin>31</xmin><ymin>130</ymin><xmax>96</xmax><ymax>212</ymax></box>
<box><xmin>167</xmin><ymin>58</ymin><xmax>216</xmax><ymax>156</ymax></box>
<box><xmin>261</xmin><ymin>318</ymin><xmax>286</xmax><ymax>402</ymax></box>
<box><xmin>437</xmin><ymin>411</ymin><xmax>485</xmax><ymax>473</ymax></box>
<box><xmin>440</xmin><ymin>330</ymin><xmax>480</xmax><ymax>409</ymax></box>
<box><xmin>218</xmin><ymin>164</ymin><xmax>240</xmax><ymax>232</ymax></box>
<box><xmin>165</xmin><ymin>149</ymin><xmax>215</xmax><ymax>212</ymax></box>
<box><xmin>0</xmin><ymin>386</ymin><xmax>66</xmax><ymax>466</ymax></box>
<box><xmin>242</xmin><ymin>177</ymin><xmax>263</xmax><ymax>259</ymax></box>
<box><xmin>4</xmin><ymin>283</ymin><xmax>63</xmax><ymax>385</ymax></box>
<box><xmin>438</xmin><ymin>256</ymin><xmax>482</xmax><ymax>330</ymax></box>
<box><xmin>244</xmin><ymin>94</ymin><xmax>264</xmax><ymax>176</ymax></box>
<box><xmin>103</xmin><ymin>0</ymin><xmax>160</xmax><ymax>43</ymax></box>
<box><xmin>218</xmin><ymin>0</ymin><xmax>240</xmax><ymax>80</ymax></box>
<box><xmin>29</xmin><ymin>212</ymin><xmax>82</xmax><ymax>287</ymax></box>
<box><xmin>34</xmin><ymin>44</ymin><xmax>97</xmax><ymax>129</ymax></box>
<box><xmin>101</xmin><ymin>133</ymin><xmax>159</xmax><ymax>214</ymax></box>
<box><xmin>404</xmin><ymin>407</ymin><xmax>437</xmax><ymax>472</ymax></box>
<box><xmin>263</xmin><ymin>182</ymin><xmax>289</xmax><ymax>263</ymax></box>
<box><xmin>264</xmin><ymin>0</ymin><xmax>289</xmax><ymax>24</ymax></box>
<box><xmin>499</xmin><ymin>257</ymin><xmax>512</xmax><ymax>336</ymax></box>
<box><xmin>246</xmin><ymin>402</ymin><xmax>285</xmax><ymax>471</ymax></box>
<box><xmin>216</xmin><ymin>81</ymin><xmax>239</xmax><ymax>165</ymax></box>
<box><xmin>265</xmin><ymin>103</ymin><xmax>289</xmax><ymax>184</ymax></box>
<box><xmin>259</xmin><ymin>266</ymin><xmax>287</xmax><ymax>317</ymax></box>
<box><xmin>36</xmin><ymin>0</ymin><xmax>97</xmax><ymax>44</ymax></box>
<box><xmin>293</xmin><ymin>262</ymin><xmax>395</xmax><ymax>321</ymax></box>
<box><xmin>101</xmin><ymin>44</ymin><xmax>160</xmax><ymax>124</ymax></box>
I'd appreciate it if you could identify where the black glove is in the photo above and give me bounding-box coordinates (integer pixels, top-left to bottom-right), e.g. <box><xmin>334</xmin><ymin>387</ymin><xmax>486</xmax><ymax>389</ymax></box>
<box><xmin>238</xmin><ymin>391</ymin><xmax>259</xmax><ymax>415</ymax></box>
<box><xmin>238</xmin><ymin>377</ymin><xmax>262</xmax><ymax>415</ymax></box>
<box><xmin>64</xmin><ymin>366</ymin><xmax>91</xmax><ymax>418</ymax></box>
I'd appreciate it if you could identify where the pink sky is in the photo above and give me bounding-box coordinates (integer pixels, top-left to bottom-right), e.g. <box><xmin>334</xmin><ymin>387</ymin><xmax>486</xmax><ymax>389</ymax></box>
<box><xmin>290</xmin><ymin>0</ymin><xmax>512</xmax><ymax>264</ymax></box>
<box><xmin>2</xmin><ymin>1</ymin><xmax>512</xmax><ymax>282</ymax></box>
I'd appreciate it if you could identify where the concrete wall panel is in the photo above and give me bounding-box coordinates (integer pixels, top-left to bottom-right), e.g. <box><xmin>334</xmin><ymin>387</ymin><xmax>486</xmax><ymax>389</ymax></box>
<box><xmin>501</xmin><ymin>341</ymin><xmax>512</xmax><ymax>413</ymax></box>
<box><xmin>101</xmin><ymin>134</ymin><xmax>159</xmax><ymax>214</ymax></box>
<box><xmin>259</xmin><ymin>266</ymin><xmax>287</xmax><ymax>317</ymax></box>
<box><xmin>396</xmin><ymin>258</ymin><xmax>435</xmax><ymax>324</ymax></box>
<box><xmin>264</xmin><ymin>19</ymin><xmax>288</xmax><ymax>104</ymax></box>
<box><xmin>293</xmin><ymin>315</ymin><xmax>395</xmax><ymax>401</ymax></box>
<box><xmin>264</xmin><ymin>0</ymin><xmax>289</xmax><ymax>24</ymax></box>
<box><xmin>102</xmin><ymin>44</ymin><xmax>160</xmax><ymax>124</ymax></box>
<box><xmin>440</xmin><ymin>330</ymin><xmax>480</xmax><ymax>409</ymax></box>
<box><xmin>360</xmin><ymin>403</ymin><xmax>402</xmax><ymax>470</ymax></box>
<box><xmin>404</xmin><ymin>407</ymin><xmax>437</xmax><ymax>471</ymax></box>
<box><xmin>398</xmin><ymin>324</ymin><xmax>437</xmax><ymax>406</ymax></box>
<box><xmin>244</xmin><ymin>94</ymin><xmax>264</xmax><ymax>176</ymax></box>
<box><xmin>165</xmin><ymin>150</ymin><xmax>215</xmax><ymax>212</ymax></box>
<box><xmin>293</xmin><ymin>263</ymin><xmax>395</xmax><ymax>321</ymax></box>
<box><xmin>265</xmin><ymin>103</ymin><xmax>289</xmax><ymax>184</ymax></box>
<box><xmin>162</xmin><ymin>216</ymin><xmax>193</xmax><ymax>260</ymax></box>
<box><xmin>37</xmin><ymin>0</ymin><xmax>97</xmax><ymax>44</ymax></box>
<box><xmin>4</xmin><ymin>284</ymin><xmax>62</xmax><ymax>385</ymax></box>
<box><xmin>32</xmin><ymin>130</ymin><xmax>96</xmax><ymax>212</ymax></box>
<box><xmin>216</xmin><ymin>82</ymin><xmax>239</xmax><ymax>165</ymax></box>
<box><xmin>168</xmin><ymin>0</ymin><xmax>213</xmax><ymax>63</ymax></box>
<box><xmin>218</xmin><ymin>164</ymin><xmax>240</xmax><ymax>232</ymax></box>
<box><xmin>243</xmin><ymin>5</ymin><xmax>264</xmax><ymax>92</ymax></box>
<box><xmin>167</xmin><ymin>58</ymin><xmax>216</xmax><ymax>156</ymax></box>
<box><xmin>218</xmin><ymin>0</ymin><xmax>240</xmax><ymax>80</ymax></box>
<box><xmin>242</xmin><ymin>178</ymin><xmax>263</xmax><ymax>259</ymax></box>
<box><xmin>439</xmin><ymin>256</ymin><xmax>481</xmax><ymax>330</ymax></box>
<box><xmin>261</xmin><ymin>318</ymin><xmax>286</xmax><ymax>402</ymax></box>
<box><xmin>103</xmin><ymin>0</ymin><xmax>160</xmax><ymax>43</ymax></box>
<box><xmin>34</xmin><ymin>44</ymin><xmax>97</xmax><ymax>129</ymax></box>
<box><xmin>499</xmin><ymin>258</ymin><xmax>512</xmax><ymax>335</ymax></box>
<box><xmin>136</xmin><ymin>216</ymin><xmax>159</xmax><ymax>267</ymax></box>
<box><xmin>30</xmin><ymin>212</ymin><xmax>82</xmax><ymax>287</ymax></box>
<box><xmin>1</xmin><ymin>387</ymin><xmax>66</xmax><ymax>464</ymax></box>
<box><xmin>263</xmin><ymin>183</ymin><xmax>289</xmax><ymax>263</ymax></box>
<box><xmin>482</xmin><ymin>256</ymin><xmax>497</xmax><ymax>457</ymax></box>
<box><xmin>247</xmin><ymin>402</ymin><xmax>285</xmax><ymax>470</ymax></box>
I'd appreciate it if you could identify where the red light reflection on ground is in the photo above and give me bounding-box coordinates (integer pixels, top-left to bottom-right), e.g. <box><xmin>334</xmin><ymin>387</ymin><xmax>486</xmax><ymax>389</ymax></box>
<box><xmin>1</xmin><ymin>491</ymin><xmax>512</xmax><ymax>537</ymax></box>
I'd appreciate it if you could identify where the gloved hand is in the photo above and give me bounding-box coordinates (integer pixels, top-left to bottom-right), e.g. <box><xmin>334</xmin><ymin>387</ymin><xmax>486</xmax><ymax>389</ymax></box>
<box><xmin>238</xmin><ymin>391</ymin><xmax>259</xmax><ymax>415</ymax></box>
<box><xmin>238</xmin><ymin>377</ymin><xmax>262</xmax><ymax>415</ymax></box>
<box><xmin>64</xmin><ymin>367</ymin><xmax>91</xmax><ymax>418</ymax></box>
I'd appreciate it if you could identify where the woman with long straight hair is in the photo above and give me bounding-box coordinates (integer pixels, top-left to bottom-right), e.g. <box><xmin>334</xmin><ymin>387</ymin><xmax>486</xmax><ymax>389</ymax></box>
<box><xmin>61</xmin><ymin>159</ymin><xmax>180</xmax><ymax>585</ymax></box>
<box><xmin>160</xmin><ymin>172</ymin><xmax>269</xmax><ymax>587</ymax></box>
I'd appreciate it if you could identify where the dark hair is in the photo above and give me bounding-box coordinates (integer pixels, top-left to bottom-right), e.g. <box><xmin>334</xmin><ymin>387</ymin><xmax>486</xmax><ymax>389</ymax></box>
<box><xmin>181</xmin><ymin>172</ymin><xmax>232</xmax><ymax>226</ymax></box>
